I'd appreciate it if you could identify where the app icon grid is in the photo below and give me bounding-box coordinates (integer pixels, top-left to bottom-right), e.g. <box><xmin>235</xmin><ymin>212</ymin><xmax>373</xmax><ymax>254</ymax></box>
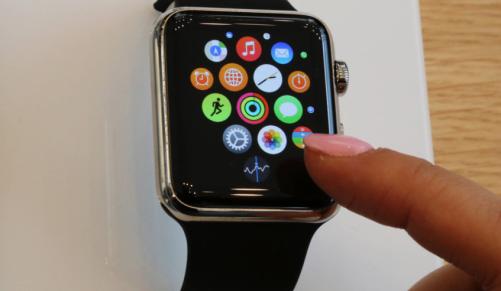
<box><xmin>192</xmin><ymin>32</ymin><xmax>317</xmax><ymax>183</ymax></box>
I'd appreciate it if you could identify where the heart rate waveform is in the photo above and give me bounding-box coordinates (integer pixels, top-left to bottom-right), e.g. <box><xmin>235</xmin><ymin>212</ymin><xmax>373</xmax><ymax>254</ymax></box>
<box><xmin>244</xmin><ymin>164</ymin><xmax>270</xmax><ymax>175</ymax></box>
<box><xmin>243</xmin><ymin>156</ymin><xmax>271</xmax><ymax>183</ymax></box>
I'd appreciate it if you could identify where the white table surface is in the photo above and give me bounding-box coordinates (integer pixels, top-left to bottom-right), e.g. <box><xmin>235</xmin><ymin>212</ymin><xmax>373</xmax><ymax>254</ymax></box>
<box><xmin>0</xmin><ymin>0</ymin><xmax>440</xmax><ymax>290</ymax></box>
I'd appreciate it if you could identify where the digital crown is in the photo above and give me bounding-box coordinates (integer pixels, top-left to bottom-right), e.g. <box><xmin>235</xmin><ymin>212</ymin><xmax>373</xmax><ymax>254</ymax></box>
<box><xmin>334</xmin><ymin>61</ymin><xmax>349</xmax><ymax>96</ymax></box>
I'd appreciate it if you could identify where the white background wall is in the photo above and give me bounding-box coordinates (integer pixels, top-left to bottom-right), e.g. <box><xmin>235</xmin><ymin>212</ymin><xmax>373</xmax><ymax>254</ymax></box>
<box><xmin>0</xmin><ymin>0</ymin><xmax>440</xmax><ymax>290</ymax></box>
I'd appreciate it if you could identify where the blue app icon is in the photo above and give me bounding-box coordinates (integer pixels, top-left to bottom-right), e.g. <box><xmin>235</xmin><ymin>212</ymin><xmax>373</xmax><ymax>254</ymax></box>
<box><xmin>205</xmin><ymin>40</ymin><xmax>228</xmax><ymax>62</ymax></box>
<box><xmin>211</xmin><ymin>46</ymin><xmax>221</xmax><ymax>56</ymax></box>
<box><xmin>271</xmin><ymin>42</ymin><xmax>294</xmax><ymax>65</ymax></box>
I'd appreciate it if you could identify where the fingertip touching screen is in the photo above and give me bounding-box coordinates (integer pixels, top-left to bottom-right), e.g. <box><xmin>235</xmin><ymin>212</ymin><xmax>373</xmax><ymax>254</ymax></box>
<box><xmin>164</xmin><ymin>10</ymin><xmax>337</xmax><ymax>209</ymax></box>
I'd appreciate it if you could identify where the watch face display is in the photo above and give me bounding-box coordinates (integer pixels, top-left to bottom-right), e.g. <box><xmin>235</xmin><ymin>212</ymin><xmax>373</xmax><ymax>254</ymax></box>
<box><xmin>162</xmin><ymin>10</ymin><xmax>337</xmax><ymax>209</ymax></box>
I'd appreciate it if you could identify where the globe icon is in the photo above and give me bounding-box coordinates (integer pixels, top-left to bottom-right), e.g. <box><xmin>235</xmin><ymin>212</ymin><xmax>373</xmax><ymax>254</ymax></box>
<box><xmin>224</xmin><ymin>68</ymin><xmax>243</xmax><ymax>87</ymax></box>
<box><xmin>219</xmin><ymin>63</ymin><xmax>248</xmax><ymax>92</ymax></box>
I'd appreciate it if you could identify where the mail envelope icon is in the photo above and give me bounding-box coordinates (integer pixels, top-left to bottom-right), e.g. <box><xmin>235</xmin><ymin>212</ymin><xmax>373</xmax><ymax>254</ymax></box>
<box><xmin>274</xmin><ymin>48</ymin><xmax>290</xmax><ymax>58</ymax></box>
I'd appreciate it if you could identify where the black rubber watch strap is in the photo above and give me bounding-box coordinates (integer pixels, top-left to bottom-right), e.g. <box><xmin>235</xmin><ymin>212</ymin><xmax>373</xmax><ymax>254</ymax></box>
<box><xmin>154</xmin><ymin>0</ymin><xmax>296</xmax><ymax>13</ymax></box>
<box><xmin>179</xmin><ymin>221</ymin><xmax>320</xmax><ymax>291</ymax></box>
<box><xmin>155</xmin><ymin>1</ymin><xmax>311</xmax><ymax>290</ymax></box>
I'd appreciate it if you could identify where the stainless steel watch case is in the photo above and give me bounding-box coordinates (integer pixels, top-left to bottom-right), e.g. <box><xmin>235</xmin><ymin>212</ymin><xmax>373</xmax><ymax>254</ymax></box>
<box><xmin>152</xmin><ymin>6</ymin><xmax>346</xmax><ymax>223</ymax></box>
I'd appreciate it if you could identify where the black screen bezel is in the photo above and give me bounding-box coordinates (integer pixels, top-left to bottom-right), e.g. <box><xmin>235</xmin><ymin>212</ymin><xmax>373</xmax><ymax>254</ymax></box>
<box><xmin>157</xmin><ymin>8</ymin><xmax>339</xmax><ymax>217</ymax></box>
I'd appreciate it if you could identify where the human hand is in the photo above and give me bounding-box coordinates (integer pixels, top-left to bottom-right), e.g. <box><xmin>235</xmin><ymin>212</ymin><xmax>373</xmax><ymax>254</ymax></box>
<box><xmin>304</xmin><ymin>135</ymin><xmax>501</xmax><ymax>291</ymax></box>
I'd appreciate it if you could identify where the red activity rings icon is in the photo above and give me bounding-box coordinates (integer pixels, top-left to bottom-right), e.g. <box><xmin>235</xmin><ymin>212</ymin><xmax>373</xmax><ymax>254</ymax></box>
<box><xmin>237</xmin><ymin>92</ymin><xmax>269</xmax><ymax>125</ymax></box>
<box><xmin>236</xmin><ymin>36</ymin><xmax>262</xmax><ymax>62</ymax></box>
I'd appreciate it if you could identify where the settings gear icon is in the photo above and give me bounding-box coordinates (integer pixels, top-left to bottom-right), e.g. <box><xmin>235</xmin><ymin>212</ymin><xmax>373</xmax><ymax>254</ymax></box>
<box><xmin>223</xmin><ymin>125</ymin><xmax>252</xmax><ymax>154</ymax></box>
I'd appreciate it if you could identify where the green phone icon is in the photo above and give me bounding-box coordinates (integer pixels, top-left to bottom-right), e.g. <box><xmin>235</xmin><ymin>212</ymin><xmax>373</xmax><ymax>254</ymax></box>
<box><xmin>202</xmin><ymin>93</ymin><xmax>232</xmax><ymax>123</ymax></box>
<box><xmin>274</xmin><ymin>95</ymin><xmax>303</xmax><ymax>124</ymax></box>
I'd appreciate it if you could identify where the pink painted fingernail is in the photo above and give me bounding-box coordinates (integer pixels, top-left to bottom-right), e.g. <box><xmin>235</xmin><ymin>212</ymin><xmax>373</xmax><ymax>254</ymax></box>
<box><xmin>304</xmin><ymin>134</ymin><xmax>374</xmax><ymax>157</ymax></box>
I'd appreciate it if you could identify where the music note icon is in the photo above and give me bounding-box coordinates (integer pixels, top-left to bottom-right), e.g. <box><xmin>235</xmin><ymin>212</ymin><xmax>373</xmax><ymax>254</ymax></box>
<box><xmin>242</xmin><ymin>41</ymin><xmax>256</xmax><ymax>56</ymax></box>
<box><xmin>237</xmin><ymin>36</ymin><xmax>262</xmax><ymax>62</ymax></box>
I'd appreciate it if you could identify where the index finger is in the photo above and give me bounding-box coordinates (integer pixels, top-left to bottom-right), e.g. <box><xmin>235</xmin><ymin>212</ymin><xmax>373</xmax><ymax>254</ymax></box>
<box><xmin>304</xmin><ymin>135</ymin><xmax>501</xmax><ymax>289</ymax></box>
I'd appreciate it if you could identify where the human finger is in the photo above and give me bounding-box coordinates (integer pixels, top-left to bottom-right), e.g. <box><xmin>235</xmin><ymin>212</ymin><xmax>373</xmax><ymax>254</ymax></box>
<box><xmin>304</xmin><ymin>134</ymin><xmax>501</xmax><ymax>288</ymax></box>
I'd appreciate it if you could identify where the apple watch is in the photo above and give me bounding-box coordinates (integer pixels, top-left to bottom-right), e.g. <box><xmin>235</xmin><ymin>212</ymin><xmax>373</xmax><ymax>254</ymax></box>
<box><xmin>152</xmin><ymin>1</ymin><xmax>349</xmax><ymax>290</ymax></box>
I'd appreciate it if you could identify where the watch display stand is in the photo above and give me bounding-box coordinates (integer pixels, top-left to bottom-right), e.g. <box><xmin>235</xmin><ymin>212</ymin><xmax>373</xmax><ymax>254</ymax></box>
<box><xmin>0</xmin><ymin>0</ymin><xmax>440</xmax><ymax>290</ymax></box>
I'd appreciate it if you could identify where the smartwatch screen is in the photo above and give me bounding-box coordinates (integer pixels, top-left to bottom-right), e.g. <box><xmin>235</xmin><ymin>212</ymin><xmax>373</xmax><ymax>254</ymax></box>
<box><xmin>164</xmin><ymin>11</ymin><xmax>337</xmax><ymax>209</ymax></box>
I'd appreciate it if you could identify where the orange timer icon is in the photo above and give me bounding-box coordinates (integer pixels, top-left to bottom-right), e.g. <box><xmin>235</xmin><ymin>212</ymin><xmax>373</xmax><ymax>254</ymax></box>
<box><xmin>288</xmin><ymin>71</ymin><xmax>310</xmax><ymax>94</ymax></box>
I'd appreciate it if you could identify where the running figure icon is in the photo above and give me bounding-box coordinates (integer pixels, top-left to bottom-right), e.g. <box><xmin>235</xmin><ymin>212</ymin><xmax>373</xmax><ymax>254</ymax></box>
<box><xmin>211</xmin><ymin>98</ymin><xmax>224</xmax><ymax>116</ymax></box>
<box><xmin>202</xmin><ymin>93</ymin><xmax>231</xmax><ymax>123</ymax></box>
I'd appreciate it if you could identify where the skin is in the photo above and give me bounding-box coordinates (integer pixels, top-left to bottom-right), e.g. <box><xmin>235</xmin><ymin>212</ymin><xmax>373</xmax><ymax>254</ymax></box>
<box><xmin>304</xmin><ymin>145</ymin><xmax>501</xmax><ymax>290</ymax></box>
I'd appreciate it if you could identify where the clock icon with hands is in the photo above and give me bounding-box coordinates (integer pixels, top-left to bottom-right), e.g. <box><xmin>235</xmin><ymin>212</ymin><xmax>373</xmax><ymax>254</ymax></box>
<box><xmin>253</xmin><ymin>64</ymin><xmax>283</xmax><ymax>93</ymax></box>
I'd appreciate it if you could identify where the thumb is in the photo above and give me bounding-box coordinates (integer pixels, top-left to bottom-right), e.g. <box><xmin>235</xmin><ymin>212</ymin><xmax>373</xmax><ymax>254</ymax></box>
<box><xmin>304</xmin><ymin>134</ymin><xmax>501</xmax><ymax>289</ymax></box>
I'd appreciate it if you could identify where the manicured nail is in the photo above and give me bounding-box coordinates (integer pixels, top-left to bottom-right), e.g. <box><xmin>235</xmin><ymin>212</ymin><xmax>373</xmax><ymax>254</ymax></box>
<box><xmin>304</xmin><ymin>134</ymin><xmax>374</xmax><ymax>157</ymax></box>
